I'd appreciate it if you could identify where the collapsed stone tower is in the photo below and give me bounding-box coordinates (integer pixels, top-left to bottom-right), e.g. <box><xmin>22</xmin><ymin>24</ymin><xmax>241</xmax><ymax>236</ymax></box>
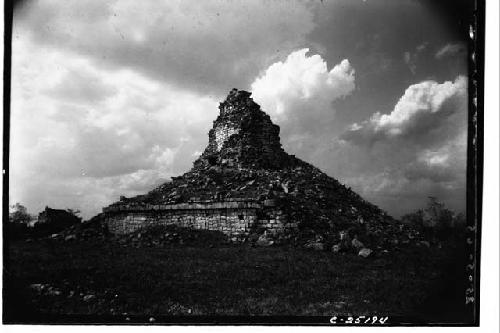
<box><xmin>194</xmin><ymin>89</ymin><xmax>290</xmax><ymax>170</ymax></box>
<box><xmin>102</xmin><ymin>89</ymin><xmax>406</xmax><ymax>248</ymax></box>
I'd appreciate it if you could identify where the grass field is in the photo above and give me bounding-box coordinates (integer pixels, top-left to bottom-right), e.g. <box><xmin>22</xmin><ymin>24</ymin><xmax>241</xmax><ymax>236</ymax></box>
<box><xmin>4</xmin><ymin>231</ymin><xmax>471</xmax><ymax>324</ymax></box>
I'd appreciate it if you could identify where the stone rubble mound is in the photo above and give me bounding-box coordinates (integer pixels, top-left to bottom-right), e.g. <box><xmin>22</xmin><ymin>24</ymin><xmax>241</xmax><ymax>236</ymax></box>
<box><xmin>103</xmin><ymin>88</ymin><xmax>426</xmax><ymax>253</ymax></box>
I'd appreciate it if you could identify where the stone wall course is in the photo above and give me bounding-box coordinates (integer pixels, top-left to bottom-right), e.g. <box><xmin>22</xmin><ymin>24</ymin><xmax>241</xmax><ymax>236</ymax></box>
<box><xmin>104</xmin><ymin>200</ymin><xmax>294</xmax><ymax>240</ymax></box>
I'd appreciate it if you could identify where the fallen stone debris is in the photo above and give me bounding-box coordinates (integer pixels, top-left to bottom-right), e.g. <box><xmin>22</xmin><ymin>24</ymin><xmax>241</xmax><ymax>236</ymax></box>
<box><xmin>29</xmin><ymin>283</ymin><xmax>62</xmax><ymax>296</ymax></box>
<box><xmin>358</xmin><ymin>248</ymin><xmax>373</xmax><ymax>258</ymax></box>
<box><xmin>56</xmin><ymin>89</ymin><xmax>431</xmax><ymax>255</ymax></box>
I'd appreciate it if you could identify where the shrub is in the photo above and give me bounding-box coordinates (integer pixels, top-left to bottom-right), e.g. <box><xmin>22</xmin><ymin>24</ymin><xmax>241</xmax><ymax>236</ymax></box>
<box><xmin>401</xmin><ymin>197</ymin><xmax>465</xmax><ymax>241</ymax></box>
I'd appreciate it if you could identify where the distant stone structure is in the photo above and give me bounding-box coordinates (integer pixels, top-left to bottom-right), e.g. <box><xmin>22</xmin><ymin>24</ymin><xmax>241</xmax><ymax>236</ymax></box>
<box><xmin>101</xmin><ymin>89</ymin><xmax>402</xmax><ymax>246</ymax></box>
<box><xmin>38</xmin><ymin>207</ymin><xmax>81</xmax><ymax>228</ymax></box>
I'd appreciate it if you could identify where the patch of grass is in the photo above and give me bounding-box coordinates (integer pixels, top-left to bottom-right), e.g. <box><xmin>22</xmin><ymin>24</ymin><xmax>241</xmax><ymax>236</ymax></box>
<box><xmin>3</xmin><ymin>233</ymin><xmax>470</xmax><ymax>323</ymax></box>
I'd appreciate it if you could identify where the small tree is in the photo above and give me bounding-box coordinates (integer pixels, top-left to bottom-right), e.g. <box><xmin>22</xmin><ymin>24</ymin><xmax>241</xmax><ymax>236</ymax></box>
<box><xmin>9</xmin><ymin>203</ymin><xmax>32</xmax><ymax>224</ymax></box>
<box><xmin>422</xmin><ymin>197</ymin><xmax>454</xmax><ymax>229</ymax></box>
<box><xmin>401</xmin><ymin>209</ymin><xmax>424</xmax><ymax>227</ymax></box>
<box><xmin>402</xmin><ymin>197</ymin><xmax>464</xmax><ymax>241</ymax></box>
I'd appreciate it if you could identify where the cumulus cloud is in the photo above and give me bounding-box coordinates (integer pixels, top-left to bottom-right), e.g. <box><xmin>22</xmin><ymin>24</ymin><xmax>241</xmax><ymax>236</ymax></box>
<box><xmin>251</xmin><ymin>48</ymin><xmax>355</xmax><ymax>158</ymax></box>
<box><xmin>336</xmin><ymin>76</ymin><xmax>468</xmax><ymax>215</ymax></box>
<box><xmin>10</xmin><ymin>37</ymin><xmax>220</xmax><ymax>218</ymax></box>
<box><xmin>252</xmin><ymin>48</ymin><xmax>355</xmax><ymax>116</ymax></box>
<box><xmin>15</xmin><ymin>0</ymin><xmax>317</xmax><ymax>94</ymax></box>
<box><xmin>342</xmin><ymin>76</ymin><xmax>466</xmax><ymax>144</ymax></box>
<box><xmin>435</xmin><ymin>42</ymin><xmax>467</xmax><ymax>59</ymax></box>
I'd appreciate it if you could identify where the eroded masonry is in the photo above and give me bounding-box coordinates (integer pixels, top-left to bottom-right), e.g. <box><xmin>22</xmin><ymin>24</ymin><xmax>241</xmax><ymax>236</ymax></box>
<box><xmin>102</xmin><ymin>89</ymin><xmax>400</xmax><ymax>245</ymax></box>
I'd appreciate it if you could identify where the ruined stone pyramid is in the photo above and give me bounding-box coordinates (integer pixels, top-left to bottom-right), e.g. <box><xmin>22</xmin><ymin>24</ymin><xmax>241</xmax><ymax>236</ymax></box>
<box><xmin>103</xmin><ymin>89</ymin><xmax>409</xmax><ymax>248</ymax></box>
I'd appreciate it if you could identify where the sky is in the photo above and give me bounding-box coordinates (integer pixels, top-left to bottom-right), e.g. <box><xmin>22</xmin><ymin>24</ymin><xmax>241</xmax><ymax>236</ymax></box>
<box><xmin>10</xmin><ymin>0</ymin><xmax>472</xmax><ymax>219</ymax></box>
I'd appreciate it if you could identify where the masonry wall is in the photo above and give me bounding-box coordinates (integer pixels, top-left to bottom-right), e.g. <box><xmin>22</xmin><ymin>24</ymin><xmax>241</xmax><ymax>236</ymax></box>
<box><xmin>214</xmin><ymin>124</ymin><xmax>240</xmax><ymax>151</ymax></box>
<box><xmin>103</xmin><ymin>201</ymin><xmax>297</xmax><ymax>240</ymax></box>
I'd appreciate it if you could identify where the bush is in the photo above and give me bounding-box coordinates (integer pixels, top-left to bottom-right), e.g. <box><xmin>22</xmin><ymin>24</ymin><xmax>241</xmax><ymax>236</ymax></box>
<box><xmin>401</xmin><ymin>197</ymin><xmax>465</xmax><ymax>241</ymax></box>
<box><xmin>9</xmin><ymin>203</ymin><xmax>33</xmax><ymax>225</ymax></box>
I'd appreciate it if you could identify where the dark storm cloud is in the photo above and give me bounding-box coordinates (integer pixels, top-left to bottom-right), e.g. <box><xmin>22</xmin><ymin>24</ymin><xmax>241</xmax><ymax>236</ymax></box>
<box><xmin>15</xmin><ymin>0</ymin><xmax>317</xmax><ymax>95</ymax></box>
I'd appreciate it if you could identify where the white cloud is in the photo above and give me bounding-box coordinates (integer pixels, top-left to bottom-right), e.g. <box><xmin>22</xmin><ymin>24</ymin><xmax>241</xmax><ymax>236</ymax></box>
<box><xmin>252</xmin><ymin>48</ymin><xmax>355</xmax><ymax>119</ymax></box>
<box><xmin>343</xmin><ymin>76</ymin><xmax>467</xmax><ymax>143</ymax></box>
<box><xmin>336</xmin><ymin>76</ymin><xmax>468</xmax><ymax>216</ymax></box>
<box><xmin>10</xmin><ymin>37</ymin><xmax>219</xmax><ymax>218</ymax></box>
<box><xmin>250</xmin><ymin>48</ymin><xmax>355</xmax><ymax>161</ymax></box>
<box><xmin>435</xmin><ymin>42</ymin><xmax>467</xmax><ymax>59</ymax></box>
